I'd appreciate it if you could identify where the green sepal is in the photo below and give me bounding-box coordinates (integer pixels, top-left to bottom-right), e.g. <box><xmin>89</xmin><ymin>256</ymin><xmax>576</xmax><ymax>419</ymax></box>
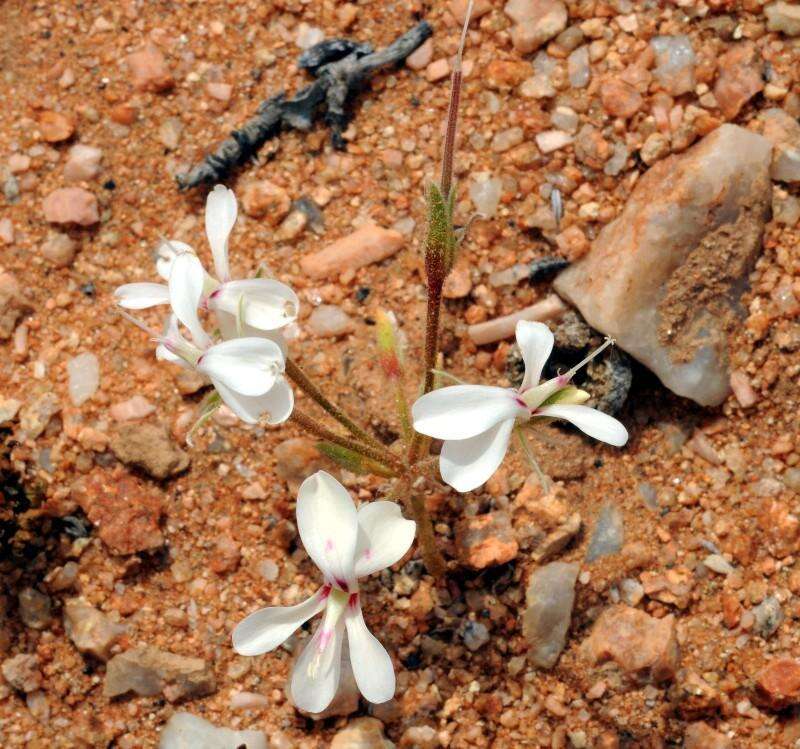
<box><xmin>424</xmin><ymin>182</ymin><xmax>457</xmax><ymax>279</ymax></box>
<box><xmin>539</xmin><ymin>386</ymin><xmax>591</xmax><ymax>408</ymax></box>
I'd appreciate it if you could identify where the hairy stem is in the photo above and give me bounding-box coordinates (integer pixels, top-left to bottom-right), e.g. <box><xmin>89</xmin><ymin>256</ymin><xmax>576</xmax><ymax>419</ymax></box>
<box><xmin>398</xmin><ymin>477</ymin><xmax>446</xmax><ymax>579</ymax></box>
<box><xmin>290</xmin><ymin>410</ymin><xmax>401</xmax><ymax>474</ymax></box>
<box><xmin>285</xmin><ymin>357</ymin><xmax>385</xmax><ymax>452</ymax></box>
<box><xmin>407</xmin><ymin>278</ymin><xmax>443</xmax><ymax>464</ymax></box>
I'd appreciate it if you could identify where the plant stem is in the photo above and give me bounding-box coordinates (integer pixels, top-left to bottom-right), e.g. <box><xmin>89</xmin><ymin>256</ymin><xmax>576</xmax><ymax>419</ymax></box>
<box><xmin>397</xmin><ymin>477</ymin><xmax>446</xmax><ymax>579</ymax></box>
<box><xmin>290</xmin><ymin>410</ymin><xmax>401</xmax><ymax>474</ymax></box>
<box><xmin>285</xmin><ymin>357</ymin><xmax>385</xmax><ymax>452</ymax></box>
<box><xmin>407</xmin><ymin>278</ymin><xmax>443</xmax><ymax>464</ymax></box>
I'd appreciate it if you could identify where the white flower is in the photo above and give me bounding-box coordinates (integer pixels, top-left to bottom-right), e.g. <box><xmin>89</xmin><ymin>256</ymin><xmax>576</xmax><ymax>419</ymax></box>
<box><xmin>232</xmin><ymin>471</ymin><xmax>416</xmax><ymax>713</ymax></box>
<box><xmin>411</xmin><ymin>320</ymin><xmax>628</xmax><ymax>492</ymax></box>
<box><xmin>125</xmin><ymin>253</ymin><xmax>293</xmax><ymax>425</ymax></box>
<box><xmin>114</xmin><ymin>185</ymin><xmax>299</xmax><ymax>337</ymax></box>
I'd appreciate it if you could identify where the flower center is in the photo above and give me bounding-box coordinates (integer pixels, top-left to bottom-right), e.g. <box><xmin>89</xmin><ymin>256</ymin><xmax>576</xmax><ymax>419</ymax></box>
<box><xmin>307</xmin><ymin>588</ymin><xmax>353</xmax><ymax>679</ymax></box>
<box><xmin>520</xmin><ymin>337</ymin><xmax>615</xmax><ymax>412</ymax></box>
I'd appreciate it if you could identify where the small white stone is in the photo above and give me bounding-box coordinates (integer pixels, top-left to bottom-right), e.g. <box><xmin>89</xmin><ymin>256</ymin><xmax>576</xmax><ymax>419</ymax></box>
<box><xmin>296</xmin><ymin>23</ymin><xmax>324</xmax><ymax>50</ymax></box>
<box><xmin>67</xmin><ymin>353</ymin><xmax>100</xmax><ymax>406</ymax></box>
<box><xmin>110</xmin><ymin>395</ymin><xmax>155</xmax><ymax>421</ymax></box>
<box><xmin>64</xmin><ymin>145</ymin><xmax>103</xmax><ymax>182</ymax></box>
<box><xmin>229</xmin><ymin>691</ymin><xmax>269</xmax><ymax>710</ymax></box>
<box><xmin>159</xmin><ymin>118</ymin><xmax>183</xmax><ymax>150</ymax></box>
<box><xmin>257</xmin><ymin>559</ymin><xmax>279</xmax><ymax>582</ymax></box>
<box><xmin>0</xmin><ymin>397</ymin><xmax>21</xmax><ymax>424</ymax></box>
<box><xmin>158</xmin><ymin>712</ymin><xmax>267</xmax><ymax>749</ymax></box>
<box><xmin>567</xmin><ymin>46</ymin><xmax>590</xmax><ymax>88</ymax></box>
<box><xmin>308</xmin><ymin>305</ymin><xmax>353</xmax><ymax>338</ymax></box>
<box><xmin>535</xmin><ymin>130</ymin><xmax>573</xmax><ymax>153</ymax></box>
<box><xmin>704</xmin><ymin>554</ymin><xmax>735</xmax><ymax>575</ymax></box>
<box><xmin>469</xmin><ymin>172</ymin><xmax>503</xmax><ymax>218</ymax></box>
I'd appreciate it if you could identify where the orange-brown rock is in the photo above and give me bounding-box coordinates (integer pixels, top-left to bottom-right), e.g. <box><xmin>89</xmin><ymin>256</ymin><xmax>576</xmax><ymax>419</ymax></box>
<box><xmin>39</xmin><ymin>110</ymin><xmax>75</xmax><ymax>142</ymax></box>
<box><xmin>455</xmin><ymin>512</ymin><xmax>518</xmax><ymax>570</ymax></box>
<box><xmin>71</xmin><ymin>469</ymin><xmax>165</xmax><ymax>555</ymax></box>
<box><xmin>755</xmin><ymin>658</ymin><xmax>800</xmax><ymax>709</ymax></box>
<box><xmin>486</xmin><ymin>60</ymin><xmax>531</xmax><ymax>91</ymax></box>
<box><xmin>759</xmin><ymin>500</ymin><xmax>800</xmax><ymax>558</ymax></box>
<box><xmin>126</xmin><ymin>44</ymin><xmax>174</xmax><ymax>92</ymax></box>
<box><xmin>721</xmin><ymin>593</ymin><xmax>741</xmax><ymax>629</ymax></box>
<box><xmin>240</xmin><ymin>179</ymin><xmax>291</xmax><ymax>224</ymax></box>
<box><xmin>714</xmin><ymin>41</ymin><xmax>763</xmax><ymax>120</ymax></box>
<box><xmin>300</xmin><ymin>224</ymin><xmax>404</xmax><ymax>280</ymax></box>
<box><xmin>450</xmin><ymin>0</ymin><xmax>492</xmax><ymax>24</ymax></box>
<box><xmin>671</xmin><ymin>670</ymin><xmax>722</xmax><ymax>719</ymax></box>
<box><xmin>684</xmin><ymin>722</ymin><xmax>731</xmax><ymax>749</ymax></box>
<box><xmin>583</xmin><ymin>605</ymin><xmax>680</xmax><ymax>683</ymax></box>
<box><xmin>600</xmin><ymin>79</ymin><xmax>643</xmax><ymax>119</ymax></box>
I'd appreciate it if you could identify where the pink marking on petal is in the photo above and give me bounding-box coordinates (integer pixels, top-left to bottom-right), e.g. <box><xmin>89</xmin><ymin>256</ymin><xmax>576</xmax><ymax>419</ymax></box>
<box><xmin>325</xmin><ymin>539</ymin><xmax>334</xmax><ymax>552</ymax></box>
<box><xmin>557</xmin><ymin>374</ymin><xmax>569</xmax><ymax>385</ymax></box>
<box><xmin>320</xmin><ymin>585</ymin><xmax>332</xmax><ymax>599</ymax></box>
<box><xmin>335</xmin><ymin>578</ymin><xmax>349</xmax><ymax>592</ymax></box>
<box><xmin>317</xmin><ymin>629</ymin><xmax>333</xmax><ymax>652</ymax></box>
<box><xmin>363</xmin><ymin>548</ymin><xmax>373</xmax><ymax>560</ymax></box>
<box><xmin>348</xmin><ymin>593</ymin><xmax>359</xmax><ymax>609</ymax></box>
<box><xmin>515</xmin><ymin>396</ymin><xmax>527</xmax><ymax>408</ymax></box>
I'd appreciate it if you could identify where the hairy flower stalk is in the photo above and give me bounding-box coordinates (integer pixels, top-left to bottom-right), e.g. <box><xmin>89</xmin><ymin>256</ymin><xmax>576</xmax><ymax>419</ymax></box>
<box><xmin>408</xmin><ymin>1</ymin><xmax>471</xmax><ymax>468</ymax></box>
<box><xmin>290</xmin><ymin>410</ymin><xmax>402</xmax><ymax>476</ymax></box>
<box><xmin>283</xmin><ymin>357</ymin><xmax>386</xmax><ymax>455</ymax></box>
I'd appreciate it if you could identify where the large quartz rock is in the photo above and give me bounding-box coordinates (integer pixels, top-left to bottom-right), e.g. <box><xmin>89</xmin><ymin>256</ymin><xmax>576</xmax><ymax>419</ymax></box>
<box><xmin>159</xmin><ymin>712</ymin><xmax>267</xmax><ymax>749</ymax></box>
<box><xmin>554</xmin><ymin>125</ymin><xmax>772</xmax><ymax>406</ymax></box>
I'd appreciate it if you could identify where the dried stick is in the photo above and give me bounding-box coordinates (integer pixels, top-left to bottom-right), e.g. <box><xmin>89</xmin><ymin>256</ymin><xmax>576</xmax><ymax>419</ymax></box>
<box><xmin>177</xmin><ymin>22</ymin><xmax>433</xmax><ymax>189</ymax></box>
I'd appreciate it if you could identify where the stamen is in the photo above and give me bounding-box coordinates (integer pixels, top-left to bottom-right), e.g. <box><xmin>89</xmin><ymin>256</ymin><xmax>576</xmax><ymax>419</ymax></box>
<box><xmin>564</xmin><ymin>337</ymin><xmax>615</xmax><ymax>380</ymax></box>
<box><xmin>117</xmin><ymin>308</ymin><xmax>158</xmax><ymax>337</ymax></box>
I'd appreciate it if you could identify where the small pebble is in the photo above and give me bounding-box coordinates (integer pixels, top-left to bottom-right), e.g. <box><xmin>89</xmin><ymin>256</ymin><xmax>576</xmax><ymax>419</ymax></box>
<box><xmin>67</xmin><ymin>352</ymin><xmax>100</xmax><ymax>406</ymax></box>
<box><xmin>308</xmin><ymin>305</ymin><xmax>354</xmax><ymax>338</ymax></box>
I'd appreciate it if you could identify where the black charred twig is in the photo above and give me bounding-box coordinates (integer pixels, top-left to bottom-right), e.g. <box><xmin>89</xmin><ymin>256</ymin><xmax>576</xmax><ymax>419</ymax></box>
<box><xmin>177</xmin><ymin>22</ymin><xmax>433</xmax><ymax>190</ymax></box>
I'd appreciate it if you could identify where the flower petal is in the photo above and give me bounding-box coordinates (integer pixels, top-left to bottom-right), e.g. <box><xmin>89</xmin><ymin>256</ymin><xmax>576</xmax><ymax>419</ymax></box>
<box><xmin>290</xmin><ymin>619</ymin><xmax>345</xmax><ymax>714</ymax></box>
<box><xmin>296</xmin><ymin>471</ymin><xmax>359</xmax><ymax>588</ymax></box>
<box><xmin>114</xmin><ymin>282</ymin><xmax>170</xmax><ymax>309</ymax></box>
<box><xmin>197</xmin><ymin>337</ymin><xmax>283</xmax><ymax>397</ymax></box>
<box><xmin>205</xmin><ymin>184</ymin><xmax>237</xmax><ymax>281</ymax></box>
<box><xmin>211</xmin><ymin>376</ymin><xmax>294</xmax><ymax>425</ymax></box>
<box><xmin>213</xmin><ymin>309</ymin><xmax>290</xmax><ymax>357</ymax></box>
<box><xmin>536</xmin><ymin>404</ymin><xmax>629</xmax><ymax>447</ymax></box>
<box><xmin>156</xmin><ymin>344</ymin><xmax>190</xmax><ymax>369</ymax></box>
<box><xmin>169</xmin><ymin>252</ymin><xmax>211</xmax><ymax>347</ymax></box>
<box><xmin>354</xmin><ymin>502</ymin><xmax>416</xmax><ymax>578</ymax></box>
<box><xmin>517</xmin><ymin>320</ymin><xmax>554</xmax><ymax>391</ymax></box>
<box><xmin>411</xmin><ymin>385</ymin><xmax>527</xmax><ymax>441</ymax></box>
<box><xmin>232</xmin><ymin>589</ymin><xmax>328</xmax><ymax>656</ymax></box>
<box><xmin>439</xmin><ymin>417</ymin><xmax>515</xmax><ymax>492</ymax></box>
<box><xmin>155</xmin><ymin>240</ymin><xmax>195</xmax><ymax>281</ymax></box>
<box><xmin>208</xmin><ymin>279</ymin><xmax>299</xmax><ymax>331</ymax></box>
<box><xmin>345</xmin><ymin>605</ymin><xmax>395</xmax><ymax>704</ymax></box>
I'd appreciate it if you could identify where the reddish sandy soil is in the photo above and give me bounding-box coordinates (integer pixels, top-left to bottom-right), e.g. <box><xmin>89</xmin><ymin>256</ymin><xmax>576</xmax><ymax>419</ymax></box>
<box><xmin>1</xmin><ymin>1</ymin><xmax>799</xmax><ymax>747</ymax></box>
